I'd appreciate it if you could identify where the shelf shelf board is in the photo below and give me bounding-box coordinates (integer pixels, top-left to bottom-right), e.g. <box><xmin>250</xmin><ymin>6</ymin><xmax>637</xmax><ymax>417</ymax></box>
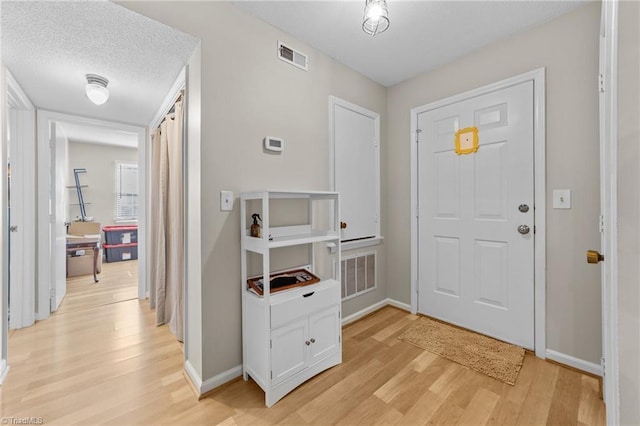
<box><xmin>243</xmin><ymin>231</ymin><xmax>339</xmax><ymax>251</ymax></box>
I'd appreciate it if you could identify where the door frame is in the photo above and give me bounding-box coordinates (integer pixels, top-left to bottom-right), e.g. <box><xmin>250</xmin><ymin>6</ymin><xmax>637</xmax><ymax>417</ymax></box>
<box><xmin>36</xmin><ymin>110</ymin><xmax>146</xmax><ymax>320</ymax></box>
<box><xmin>410</xmin><ymin>68</ymin><xmax>546</xmax><ymax>357</ymax></box>
<box><xmin>599</xmin><ymin>1</ymin><xmax>619</xmax><ymax>423</ymax></box>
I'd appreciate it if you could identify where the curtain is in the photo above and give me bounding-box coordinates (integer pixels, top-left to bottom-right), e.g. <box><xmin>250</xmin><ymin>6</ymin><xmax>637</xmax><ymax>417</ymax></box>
<box><xmin>150</xmin><ymin>99</ymin><xmax>184</xmax><ymax>341</ymax></box>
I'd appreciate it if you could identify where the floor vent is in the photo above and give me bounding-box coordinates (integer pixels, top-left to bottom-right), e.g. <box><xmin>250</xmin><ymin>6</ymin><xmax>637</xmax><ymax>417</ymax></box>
<box><xmin>278</xmin><ymin>41</ymin><xmax>308</xmax><ymax>71</ymax></box>
<box><xmin>341</xmin><ymin>252</ymin><xmax>376</xmax><ymax>300</ymax></box>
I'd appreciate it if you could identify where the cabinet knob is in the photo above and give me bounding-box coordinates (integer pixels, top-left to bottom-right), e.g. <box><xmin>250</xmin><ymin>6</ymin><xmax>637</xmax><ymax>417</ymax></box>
<box><xmin>340</xmin><ymin>221</ymin><xmax>347</xmax><ymax>229</ymax></box>
<box><xmin>305</xmin><ymin>340</ymin><xmax>311</xmax><ymax>346</ymax></box>
<box><xmin>310</xmin><ymin>338</ymin><xmax>316</xmax><ymax>343</ymax></box>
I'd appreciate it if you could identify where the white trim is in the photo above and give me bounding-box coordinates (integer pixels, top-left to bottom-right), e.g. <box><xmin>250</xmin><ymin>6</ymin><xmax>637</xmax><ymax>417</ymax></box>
<box><xmin>6</xmin><ymin>71</ymin><xmax>34</xmax><ymax>110</ymax></box>
<box><xmin>340</xmin><ymin>236</ymin><xmax>384</xmax><ymax>252</ymax></box>
<box><xmin>410</xmin><ymin>68</ymin><xmax>547</xmax><ymax>357</ymax></box>
<box><xmin>386</xmin><ymin>298</ymin><xmax>411</xmax><ymax>312</ymax></box>
<box><xmin>149</xmin><ymin>69</ymin><xmax>185</xmax><ymax>130</ymax></box>
<box><xmin>0</xmin><ymin>363</ymin><xmax>9</xmax><ymax>384</ymax></box>
<box><xmin>36</xmin><ymin>110</ymin><xmax>146</xmax><ymax>320</ymax></box>
<box><xmin>201</xmin><ymin>365</ymin><xmax>243</xmax><ymax>395</ymax></box>
<box><xmin>184</xmin><ymin>360</ymin><xmax>242</xmax><ymax>396</ymax></box>
<box><xmin>546</xmin><ymin>349</ymin><xmax>603</xmax><ymax>377</ymax></box>
<box><xmin>183</xmin><ymin>359</ymin><xmax>203</xmax><ymax>393</ymax></box>
<box><xmin>328</xmin><ymin>96</ymin><xmax>382</xmax><ymax>242</ymax></box>
<box><xmin>599</xmin><ymin>1</ymin><xmax>619</xmax><ymax>424</ymax></box>
<box><xmin>341</xmin><ymin>298</ymin><xmax>411</xmax><ymax>326</ymax></box>
<box><xmin>341</xmin><ymin>299</ymin><xmax>388</xmax><ymax>326</ymax></box>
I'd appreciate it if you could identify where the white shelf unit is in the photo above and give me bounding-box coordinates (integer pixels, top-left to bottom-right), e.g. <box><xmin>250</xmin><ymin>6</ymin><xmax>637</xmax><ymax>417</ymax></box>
<box><xmin>240</xmin><ymin>191</ymin><xmax>342</xmax><ymax>407</ymax></box>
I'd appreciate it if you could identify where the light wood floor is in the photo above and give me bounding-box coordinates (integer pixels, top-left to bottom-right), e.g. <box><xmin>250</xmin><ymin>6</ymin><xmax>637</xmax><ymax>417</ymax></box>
<box><xmin>55</xmin><ymin>260</ymin><xmax>138</xmax><ymax>315</ymax></box>
<box><xmin>2</xmin><ymin>293</ymin><xmax>605</xmax><ymax>424</ymax></box>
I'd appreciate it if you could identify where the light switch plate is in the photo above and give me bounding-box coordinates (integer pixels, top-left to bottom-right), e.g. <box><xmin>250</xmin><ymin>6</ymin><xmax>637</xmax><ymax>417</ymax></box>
<box><xmin>553</xmin><ymin>189</ymin><xmax>571</xmax><ymax>209</ymax></box>
<box><xmin>220</xmin><ymin>190</ymin><xmax>234</xmax><ymax>211</ymax></box>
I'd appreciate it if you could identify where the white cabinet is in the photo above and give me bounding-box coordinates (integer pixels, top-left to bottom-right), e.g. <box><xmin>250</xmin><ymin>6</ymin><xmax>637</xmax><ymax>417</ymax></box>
<box><xmin>240</xmin><ymin>191</ymin><xmax>342</xmax><ymax>407</ymax></box>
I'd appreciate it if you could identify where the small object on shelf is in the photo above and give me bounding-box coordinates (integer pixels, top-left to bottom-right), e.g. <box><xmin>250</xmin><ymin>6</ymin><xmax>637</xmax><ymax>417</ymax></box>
<box><xmin>250</xmin><ymin>213</ymin><xmax>262</xmax><ymax>238</ymax></box>
<box><xmin>247</xmin><ymin>269</ymin><xmax>321</xmax><ymax>296</ymax></box>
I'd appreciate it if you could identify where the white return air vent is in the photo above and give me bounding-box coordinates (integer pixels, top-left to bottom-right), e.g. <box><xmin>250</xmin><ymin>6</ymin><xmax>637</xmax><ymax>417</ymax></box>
<box><xmin>278</xmin><ymin>41</ymin><xmax>308</xmax><ymax>71</ymax></box>
<box><xmin>341</xmin><ymin>252</ymin><xmax>376</xmax><ymax>300</ymax></box>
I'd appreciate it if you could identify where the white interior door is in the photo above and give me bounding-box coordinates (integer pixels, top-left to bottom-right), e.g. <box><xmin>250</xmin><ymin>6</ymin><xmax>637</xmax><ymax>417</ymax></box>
<box><xmin>417</xmin><ymin>81</ymin><xmax>535</xmax><ymax>349</ymax></box>
<box><xmin>332</xmin><ymin>100</ymin><xmax>379</xmax><ymax>241</ymax></box>
<box><xmin>50</xmin><ymin>122</ymin><xmax>67</xmax><ymax>312</ymax></box>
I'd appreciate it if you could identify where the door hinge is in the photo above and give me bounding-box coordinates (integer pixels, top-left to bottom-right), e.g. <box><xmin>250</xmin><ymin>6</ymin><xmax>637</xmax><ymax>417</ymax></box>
<box><xmin>270</xmin><ymin>339</ymin><xmax>272</xmax><ymax>349</ymax></box>
<box><xmin>599</xmin><ymin>215</ymin><xmax>605</xmax><ymax>233</ymax></box>
<box><xmin>416</xmin><ymin>128</ymin><xmax>422</xmax><ymax>142</ymax></box>
<box><xmin>416</xmin><ymin>204</ymin><xmax>419</xmax><ymax>218</ymax></box>
<box><xmin>49</xmin><ymin>214</ymin><xmax>55</xmax><ymax>224</ymax></box>
<box><xmin>270</xmin><ymin>370</ymin><xmax>273</xmax><ymax>379</ymax></box>
<box><xmin>601</xmin><ymin>357</ymin><xmax>606</xmax><ymax>376</ymax></box>
<box><xmin>599</xmin><ymin>73</ymin><xmax>605</xmax><ymax>93</ymax></box>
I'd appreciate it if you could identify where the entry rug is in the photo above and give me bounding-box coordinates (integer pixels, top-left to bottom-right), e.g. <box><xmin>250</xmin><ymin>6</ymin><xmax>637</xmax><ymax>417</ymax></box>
<box><xmin>397</xmin><ymin>317</ymin><xmax>525</xmax><ymax>385</ymax></box>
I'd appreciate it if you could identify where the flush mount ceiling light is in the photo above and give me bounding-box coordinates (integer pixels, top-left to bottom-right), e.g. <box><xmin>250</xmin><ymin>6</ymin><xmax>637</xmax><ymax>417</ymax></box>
<box><xmin>85</xmin><ymin>74</ymin><xmax>110</xmax><ymax>105</ymax></box>
<box><xmin>362</xmin><ymin>0</ymin><xmax>390</xmax><ymax>36</ymax></box>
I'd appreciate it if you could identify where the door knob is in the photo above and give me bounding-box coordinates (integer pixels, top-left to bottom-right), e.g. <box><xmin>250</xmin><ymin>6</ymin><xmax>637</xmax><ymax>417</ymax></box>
<box><xmin>310</xmin><ymin>338</ymin><xmax>316</xmax><ymax>343</ymax></box>
<box><xmin>587</xmin><ymin>250</ymin><xmax>604</xmax><ymax>264</ymax></box>
<box><xmin>340</xmin><ymin>221</ymin><xmax>347</xmax><ymax>229</ymax></box>
<box><xmin>305</xmin><ymin>340</ymin><xmax>311</xmax><ymax>346</ymax></box>
<box><xmin>517</xmin><ymin>225</ymin><xmax>530</xmax><ymax>235</ymax></box>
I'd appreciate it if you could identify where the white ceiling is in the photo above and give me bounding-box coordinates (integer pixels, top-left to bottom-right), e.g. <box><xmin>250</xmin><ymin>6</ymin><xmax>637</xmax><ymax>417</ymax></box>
<box><xmin>233</xmin><ymin>0</ymin><xmax>587</xmax><ymax>87</ymax></box>
<box><xmin>1</xmin><ymin>0</ymin><xmax>586</xmax><ymax>147</ymax></box>
<box><xmin>1</xmin><ymin>0</ymin><xmax>199</xmax><ymax>128</ymax></box>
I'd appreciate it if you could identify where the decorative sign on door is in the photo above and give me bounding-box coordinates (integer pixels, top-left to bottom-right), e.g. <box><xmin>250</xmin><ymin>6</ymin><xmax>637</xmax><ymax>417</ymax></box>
<box><xmin>454</xmin><ymin>126</ymin><xmax>479</xmax><ymax>155</ymax></box>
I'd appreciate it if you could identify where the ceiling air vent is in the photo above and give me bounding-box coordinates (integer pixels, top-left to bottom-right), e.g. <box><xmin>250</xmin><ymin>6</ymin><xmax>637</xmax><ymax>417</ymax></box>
<box><xmin>278</xmin><ymin>41</ymin><xmax>308</xmax><ymax>71</ymax></box>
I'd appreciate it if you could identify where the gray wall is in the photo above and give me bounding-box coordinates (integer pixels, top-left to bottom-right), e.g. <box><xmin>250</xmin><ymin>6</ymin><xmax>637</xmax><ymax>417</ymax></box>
<box><xmin>67</xmin><ymin>141</ymin><xmax>138</xmax><ymax>229</ymax></box>
<box><xmin>386</xmin><ymin>3</ymin><xmax>602</xmax><ymax>364</ymax></box>
<box><xmin>617</xmin><ymin>1</ymin><xmax>640</xmax><ymax>423</ymax></box>
<box><xmin>121</xmin><ymin>2</ymin><xmax>388</xmax><ymax>381</ymax></box>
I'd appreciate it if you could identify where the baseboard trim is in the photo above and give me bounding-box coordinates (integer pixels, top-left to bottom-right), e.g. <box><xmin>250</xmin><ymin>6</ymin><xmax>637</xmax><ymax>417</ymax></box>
<box><xmin>0</xmin><ymin>364</ymin><xmax>10</xmax><ymax>385</ymax></box>
<box><xmin>546</xmin><ymin>349</ymin><xmax>602</xmax><ymax>377</ymax></box>
<box><xmin>386</xmin><ymin>298</ymin><xmax>411</xmax><ymax>312</ymax></box>
<box><xmin>341</xmin><ymin>298</ymin><xmax>411</xmax><ymax>326</ymax></box>
<box><xmin>201</xmin><ymin>365</ymin><xmax>243</xmax><ymax>395</ymax></box>
<box><xmin>186</xmin><ymin>299</ymin><xmax>411</xmax><ymax>396</ymax></box>
<box><xmin>183</xmin><ymin>359</ymin><xmax>203</xmax><ymax>397</ymax></box>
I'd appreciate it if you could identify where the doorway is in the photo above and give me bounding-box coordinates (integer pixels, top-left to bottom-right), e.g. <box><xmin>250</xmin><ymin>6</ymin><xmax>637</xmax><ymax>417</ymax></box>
<box><xmin>410</xmin><ymin>69</ymin><xmax>547</xmax><ymax>355</ymax></box>
<box><xmin>35</xmin><ymin>111</ymin><xmax>146</xmax><ymax>320</ymax></box>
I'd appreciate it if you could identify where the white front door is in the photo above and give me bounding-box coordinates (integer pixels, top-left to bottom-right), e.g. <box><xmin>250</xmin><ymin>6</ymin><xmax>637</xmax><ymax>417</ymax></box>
<box><xmin>417</xmin><ymin>81</ymin><xmax>535</xmax><ymax>349</ymax></box>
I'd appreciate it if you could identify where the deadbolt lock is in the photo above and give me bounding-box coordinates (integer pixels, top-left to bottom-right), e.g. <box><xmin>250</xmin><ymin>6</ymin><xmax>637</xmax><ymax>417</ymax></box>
<box><xmin>587</xmin><ymin>250</ymin><xmax>604</xmax><ymax>264</ymax></box>
<box><xmin>518</xmin><ymin>204</ymin><xmax>530</xmax><ymax>213</ymax></box>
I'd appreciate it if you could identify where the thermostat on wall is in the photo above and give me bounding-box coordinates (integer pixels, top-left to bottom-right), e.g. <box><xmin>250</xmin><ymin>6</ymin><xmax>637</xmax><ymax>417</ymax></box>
<box><xmin>264</xmin><ymin>136</ymin><xmax>284</xmax><ymax>152</ymax></box>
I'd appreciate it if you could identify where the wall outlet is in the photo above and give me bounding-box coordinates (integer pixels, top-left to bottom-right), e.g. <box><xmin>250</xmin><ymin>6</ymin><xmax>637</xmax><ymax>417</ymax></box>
<box><xmin>220</xmin><ymin>190</ymin><xmax>234</xmax><ymax>211</ymax></box>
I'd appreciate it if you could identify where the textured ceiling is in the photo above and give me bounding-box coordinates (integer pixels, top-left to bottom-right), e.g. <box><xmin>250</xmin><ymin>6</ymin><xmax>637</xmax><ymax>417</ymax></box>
<box><xmin>1</xmin><ymin>0</ymin><xmax>199</xmax><ymax>126</ymax></box>
<box><xmin>233</xmin><ymin>0</ymin><xmax>588</xmax><ymax>87</ymax></box>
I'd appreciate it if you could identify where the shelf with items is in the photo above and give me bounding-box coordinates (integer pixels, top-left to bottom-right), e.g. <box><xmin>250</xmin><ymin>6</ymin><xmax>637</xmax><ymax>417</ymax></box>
<box><xmin>240</xmin><ymin>191</ymin><xmax>341</xmax><ymax>407</ymax></box>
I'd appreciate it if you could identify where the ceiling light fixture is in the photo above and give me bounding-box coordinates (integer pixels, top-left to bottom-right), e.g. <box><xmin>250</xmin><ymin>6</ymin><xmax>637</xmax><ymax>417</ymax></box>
<box><xmin>85</xmin><ymin>74</ymin><xmax>110</xmax><ymax>105</ymax></box>
<box><xmin>362</xmin><ymin>0</ymin><xmax>389</xmax><ymax>36</ymax></box>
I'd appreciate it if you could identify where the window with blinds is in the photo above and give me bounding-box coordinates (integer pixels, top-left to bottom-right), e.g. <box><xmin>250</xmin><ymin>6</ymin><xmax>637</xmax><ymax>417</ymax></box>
<box><xmin>114</xmin><ymin>162</ymin><xmax>138</xmax><ymax>222</ymax></box>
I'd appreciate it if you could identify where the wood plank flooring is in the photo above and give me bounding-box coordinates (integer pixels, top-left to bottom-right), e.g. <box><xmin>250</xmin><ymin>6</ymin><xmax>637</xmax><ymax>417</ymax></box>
<box><xmin>2</xmin><ymin>286</ymin><xmax>605</xmax><ymax>425</ymax></box>
<box><xmin>55</xmin><ymin>260</ymin><xmax>138</xmax><ymax>315</ymax></box>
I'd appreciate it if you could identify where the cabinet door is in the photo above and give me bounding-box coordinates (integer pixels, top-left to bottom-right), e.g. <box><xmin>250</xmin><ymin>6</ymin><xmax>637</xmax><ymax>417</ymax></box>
<box><xmin>271</xmin><ymin>319</ymin><xmax>307</xmax><ymax>385</ymax></box>
<box><xmin>308</xmin><ymin>306</ymin><xmax>340</xmax><ymax>364</ymax></box>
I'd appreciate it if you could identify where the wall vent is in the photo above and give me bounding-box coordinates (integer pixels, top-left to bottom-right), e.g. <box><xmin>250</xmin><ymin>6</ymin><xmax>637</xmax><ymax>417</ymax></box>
<box><xmin>278</xmin><ymin>41</ymin><xmax>308</xmax><ymax>71</ymax></box>
<box><xmin>341</xmin><ymin>252</ymin><xmax>376</xmax><ymax>300</ymax></box>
